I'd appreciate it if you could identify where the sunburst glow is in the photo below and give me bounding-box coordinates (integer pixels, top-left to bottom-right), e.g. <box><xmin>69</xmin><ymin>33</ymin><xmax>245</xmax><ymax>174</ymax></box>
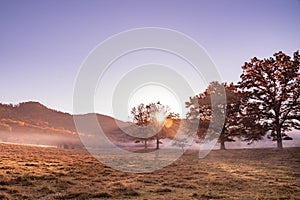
<box><xmin>128</xmin><ymin>84</ymin><xmax>182</xmax><ymax>119</ymax></box>
<box><xmin>164</xmin><ymin>118</ymin><xmax>173</xmax><ymax>128</ymax></box>
<box><xmin>155</xmin><ymin>111</ymin><xmax>165</xmax><ymax>123</ymax></box>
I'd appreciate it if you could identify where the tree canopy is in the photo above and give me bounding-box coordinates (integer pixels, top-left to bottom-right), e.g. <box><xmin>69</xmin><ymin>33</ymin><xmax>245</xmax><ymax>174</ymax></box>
<box><xmin>186</xmin><ymin>81</ymin><xmax>266</xmax><ymax>149</ymax></box>
<box><xmin>238</xmin><ymin>51</ymin><xmax>300</xmax><ymax>149</ymax></box>
<box><xmin>130</xmin><ymin>102</ymin><xmax>175</xmax><ymax>149</ymax></box>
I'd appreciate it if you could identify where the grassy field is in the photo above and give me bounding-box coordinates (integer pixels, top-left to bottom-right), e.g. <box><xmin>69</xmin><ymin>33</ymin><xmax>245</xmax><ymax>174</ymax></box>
<box><xmin>0</xmin><ymin>143</ymin><xmax>299</xmax><ymax>200</ymax></box>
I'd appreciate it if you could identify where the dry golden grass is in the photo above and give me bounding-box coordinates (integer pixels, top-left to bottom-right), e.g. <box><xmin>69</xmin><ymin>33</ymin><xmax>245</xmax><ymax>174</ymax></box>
<box><xmin>0</xmin><ymin>143</ymin><xmax>299</xmax><ymax>199</ymax></box>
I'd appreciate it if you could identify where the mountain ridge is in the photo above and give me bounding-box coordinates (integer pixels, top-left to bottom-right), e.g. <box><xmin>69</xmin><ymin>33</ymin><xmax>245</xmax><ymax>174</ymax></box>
<box><xmin>0</xmin><ymin>101</ymin><xmax>133</xmax><ymax>148</ymax></box>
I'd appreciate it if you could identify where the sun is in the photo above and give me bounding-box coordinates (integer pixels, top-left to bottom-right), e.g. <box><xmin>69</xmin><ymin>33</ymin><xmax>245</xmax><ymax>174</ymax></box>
<box><xmin>128</xmin><ymin>84</ymin><xmax>183</xmax><ymax>119</ymax></box>
<box><xmin>155</xmin><ymin>111</ymin><xmax>165</xmax><ymax>123</ymax></box>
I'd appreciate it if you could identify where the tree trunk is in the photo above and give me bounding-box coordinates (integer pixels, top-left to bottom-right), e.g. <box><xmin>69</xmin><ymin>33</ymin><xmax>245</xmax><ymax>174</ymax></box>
<box><xmin>156</xmin><ymin>136</ymin><xmax>160</xmax><ymax>149</ymax></box>
<box><xmin>276</xmin><ymin>127</ymin><xmax>283</xmax><ymax>150</ymax></box>
<box><xmin>220</xmin><ymin>141</ymin><xmax>226</xmax><ymax>150</ymax></box>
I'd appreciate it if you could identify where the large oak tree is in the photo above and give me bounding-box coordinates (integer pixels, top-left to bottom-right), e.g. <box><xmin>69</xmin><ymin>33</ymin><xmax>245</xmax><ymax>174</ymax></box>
<box><xmin>238</xmin><ymin>51</ymin><xmax>300</xmax><ymax>149</ymax></box>
<box><xmin>186</xmin><ymin>81</ymin><xmax>265</xmax><ymax>150</ymax></box>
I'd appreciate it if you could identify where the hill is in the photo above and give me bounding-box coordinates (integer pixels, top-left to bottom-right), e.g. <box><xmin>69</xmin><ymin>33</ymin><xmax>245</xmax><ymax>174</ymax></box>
<box><xmin>0</xmin><ymin>102</ymin><xmax>133</xmax><ymax>148</ymax></box>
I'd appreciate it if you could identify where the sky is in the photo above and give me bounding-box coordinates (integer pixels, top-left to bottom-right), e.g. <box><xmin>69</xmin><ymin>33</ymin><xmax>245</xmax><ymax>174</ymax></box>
<box><xmin>0</xmin><ymin>0</ymin><xmax>300</xmax><ymax>120</ymax></box>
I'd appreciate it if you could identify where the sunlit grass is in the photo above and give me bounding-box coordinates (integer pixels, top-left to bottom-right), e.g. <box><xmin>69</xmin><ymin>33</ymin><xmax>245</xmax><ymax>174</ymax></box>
<box><xmin>0</xmin><ymin>143</ymin><xmax>299</xmax><ymax>199</ymax></box>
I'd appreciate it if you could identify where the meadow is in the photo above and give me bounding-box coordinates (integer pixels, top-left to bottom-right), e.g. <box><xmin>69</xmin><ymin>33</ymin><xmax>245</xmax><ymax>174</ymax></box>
<box><xmin>0</xmin><ymin>143</ymin><xmax>299</xmax><ymax>200</ymax></box>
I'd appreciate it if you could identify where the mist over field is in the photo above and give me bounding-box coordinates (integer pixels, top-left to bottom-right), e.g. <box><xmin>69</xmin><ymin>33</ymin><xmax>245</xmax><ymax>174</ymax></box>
<box><xmin>0</xmin><ymin>101</ymin><xmax>299</xmax><ymax>150</ymax></box>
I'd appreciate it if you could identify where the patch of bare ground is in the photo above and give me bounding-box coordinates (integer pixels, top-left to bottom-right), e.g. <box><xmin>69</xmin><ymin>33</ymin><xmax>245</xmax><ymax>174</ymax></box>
<box><xmin>0</xmin><ymin>143</ymin><xmax>299</xmax><ymax>199</ymax></box>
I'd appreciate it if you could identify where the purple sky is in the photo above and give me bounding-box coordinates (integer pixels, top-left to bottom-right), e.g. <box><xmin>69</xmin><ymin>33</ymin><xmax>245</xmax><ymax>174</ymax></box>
<box><xmin>0</xmin><ymin>0</ymin><xmax>300</xmax><ymax>115</ymax></box>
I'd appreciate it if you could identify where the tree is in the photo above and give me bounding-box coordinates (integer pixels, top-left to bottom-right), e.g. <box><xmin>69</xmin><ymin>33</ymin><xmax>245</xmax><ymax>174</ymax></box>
<box><xmin>130</xmin><ymin>102</ymin><xmax>172</xmax><ymax>149</ymax></box>
<box><xmin>238</xmin><ymin>51</ymin><xmax>300</xmax><ymax>149</ymax></box>
<box><xmin>148</xmin><ymin>102</ymin><xmax>169</xmax><ymax>149</ymax></box>
<box><xmin>130</xmin><ymin>103</ymin><xmax>151</xmax><ymax>148</ymax></box>
<box><xmin>186</xmin><ymin>82</ymin><xmax>236</xmax><ymax>149</ymax></box>
<box><xmin>186</xmin><ymin>81</ymin><xmax>265</xmax><ymax>150</ymax></box>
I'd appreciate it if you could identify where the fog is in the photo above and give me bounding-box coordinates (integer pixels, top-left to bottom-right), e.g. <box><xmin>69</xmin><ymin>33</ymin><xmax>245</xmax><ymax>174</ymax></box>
<box><xmin>0</xmin><ymin>130</ymin><xmax>299</xmax><ymax>150</ymax></box>
<box><xmin>0</xmin><ymin>131</ymin><xmax>82</xmax><ymax>149</ymax></box>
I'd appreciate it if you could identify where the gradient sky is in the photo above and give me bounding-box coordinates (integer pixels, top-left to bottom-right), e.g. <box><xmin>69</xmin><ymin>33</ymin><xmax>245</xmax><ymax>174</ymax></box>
<box><xmin>1</xmin><ymin>0</ymin><xmax>300</xmax><ymax>118</ymax></box>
